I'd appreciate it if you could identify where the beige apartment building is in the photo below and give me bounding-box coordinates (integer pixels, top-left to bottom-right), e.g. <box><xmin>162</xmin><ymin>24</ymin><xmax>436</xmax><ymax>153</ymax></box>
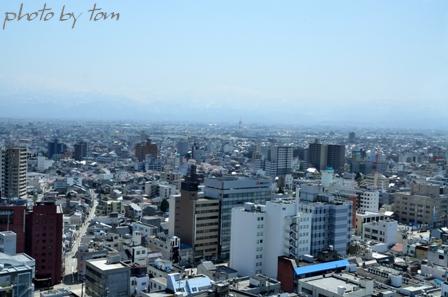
<box><xmin>174</xmin><ymin>165</ymin><xmax>219</xmax><ymax>263</ymax></box>
<box><xmin>1</xmin><ymin>147</ymin><xmax>27</xmax><ymax>199</ymax></box>
<box><xmin>393</xmin><ymin>182</ymin><xmax>448</xmax><ymax>226</ymax></box>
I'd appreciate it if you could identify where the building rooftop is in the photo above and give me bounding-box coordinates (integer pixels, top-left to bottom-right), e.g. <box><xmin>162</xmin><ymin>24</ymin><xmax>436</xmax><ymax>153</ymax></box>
<box><xmin>166</xmin><ymin>273</ymin><xmax>212</xmax><ymax>296</ymax></box>
<box><xmin>87</xmin><ymin>258</ymin><xmax>128</xmax><ymax>271</ymax></box>
<box><xmin>300</xmin><ymin>273</ymin><xmax>372</xmax><ymax>295</ymax></box>
<box><xmin>40</xmin><ymin>288</ymin><xmax>78</xmax><ymax>297</ymax></box>
<box><xmin>305</xmin><ymin>276</ymin><xmax>358</xmax><ymax>293</ymax></box>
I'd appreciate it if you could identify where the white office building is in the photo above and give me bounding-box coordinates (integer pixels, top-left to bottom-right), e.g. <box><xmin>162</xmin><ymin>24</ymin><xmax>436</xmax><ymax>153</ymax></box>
<box><xmin>359</xmin><ymin>190</ymin><xmax>379</xmax><ymax>213</ymax></box>
<box><xmin>263</xmin><ymin>200</ymin><xmax>302</xmax><ymax>278</ymax></box>
<box><xmin>355</xmin><ymin>211</ymin><xmax>388</xmax><ymax>236</ymax></box>
<box><xmin>362</xmin><ymin>219</ymin><xmax>398</xmax><ymax>246</ymax></box>
<box><xmin>159</xmin><ymin>183</ymin><xmax>176</xmax><ymax>200</ymax></box>
<box><xmin>230</xmin><ymin>203</ymin><xmax>266</xmax><ymax>276</ymax></box>
<box><xmin>230</xmin><ymin>200</ymin><xmax>311</xmax><ymax>278</ymax></box>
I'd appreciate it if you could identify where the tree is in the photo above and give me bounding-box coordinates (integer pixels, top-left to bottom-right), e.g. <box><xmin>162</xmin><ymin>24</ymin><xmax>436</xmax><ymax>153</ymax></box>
<box><xmin>160</xmin><ymin>198</ymin><xmax>169</xmax><ymax>213</ymax></box>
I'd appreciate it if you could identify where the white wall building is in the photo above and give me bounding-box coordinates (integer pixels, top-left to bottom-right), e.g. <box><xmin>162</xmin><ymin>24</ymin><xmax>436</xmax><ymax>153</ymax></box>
<box><xmin>359</xmin><ymin>190</ymin><xmax>380</xmax><ymax>213</ymax></box>
<box><xmin>131</xmin><ymin>246</ymin><xmax>148</xmax><ymax>266</ymax></box>
<box><xmin>230</xmin><ymin>203</ymin><xmax>265</xmax><ymax>276</ymax></box>
<box><xmin>355</xmin><ymin>211</ymin><xmax>388</xmax><ymax>235</ymax></box>
<box><xmin>130</xmin><ymin>273</ymin><xmax>150</xmax><ymax>296</ymax></box>
<box><xmin>159</xmin><ymin>183</ymin><xmax>176</xmax><ymax>200</ymax></box>
<box><xmin>362</xmin><ymin>219</ymin><xmax>398</xmax><ymax>246</ymax></box>
<box><xmin>263</xmin><ymin>200</ymin><xmax>297</xmax><ymax>278</ymax></box>
<box><xmin>230</xmin><ymin>200</ymin><xmax>311</xmax><ymax>278</ymax></box>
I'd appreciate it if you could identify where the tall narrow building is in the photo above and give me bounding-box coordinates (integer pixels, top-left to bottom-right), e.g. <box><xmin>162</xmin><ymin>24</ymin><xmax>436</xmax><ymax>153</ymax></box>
<box><xmin>266</xmin><ymin>145</ymin><xmax>293</xmax><ymax>177</ymax></box>
<box><xmin>327</xmin><ymin>144</ymin><xmax>346</xmax><ymax>173</ymax></box>
<box><xmin>308</xmin><ymin>140</ymin><xmax>327</xmax><ymax>171</ymax></box>
<box><xmin>173</xmin><ymin>165</ymin><xmax>219</xmax><ymax>263</ymax></box>
<box><xmin>298</xmin><ymin>194</ymin><xmax>353</xmax><ymax>257</ymax></box>
<box><xmin>1</xmin><ymin>147</ymin><xmax>27</xmax><ymax>199</ymax></box>
<box><xmin>73</xmin><ymin>141</ymin><xmax>88</xmax><ymax>161</ymax></box>
<box><xmin>25</xmin><ymin>201</ymin><xmax>63</xmax><ymax>287</ymax></box>
<box><xmin>47</xmin><ymin>139</ymin><xmax>66</xmax><ymax>159</ymax></box>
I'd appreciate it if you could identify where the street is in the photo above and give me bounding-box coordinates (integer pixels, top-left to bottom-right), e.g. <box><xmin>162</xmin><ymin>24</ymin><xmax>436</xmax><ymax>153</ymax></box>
<box><xmin>64</xmin><ymin>196</ymin><xmax>98</xmax><ymax>278</ymax></box>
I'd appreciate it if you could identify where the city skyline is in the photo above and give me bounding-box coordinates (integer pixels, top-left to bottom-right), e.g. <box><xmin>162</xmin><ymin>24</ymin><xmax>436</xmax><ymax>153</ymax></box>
<box><xmin>1</xmin><ymin>0</ymin><xmax>447</xmax><ymax>128</ymax></box>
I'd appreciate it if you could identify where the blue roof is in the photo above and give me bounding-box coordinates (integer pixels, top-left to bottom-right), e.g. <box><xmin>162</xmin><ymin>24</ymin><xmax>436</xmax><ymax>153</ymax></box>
<box><xmin>294</xmin><ymin>259</ymin><xmax>349</xmax><ymax>276</ymax></box>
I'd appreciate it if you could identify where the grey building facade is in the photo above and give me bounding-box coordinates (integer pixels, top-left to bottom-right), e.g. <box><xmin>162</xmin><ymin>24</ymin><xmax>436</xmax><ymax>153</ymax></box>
<box><xmin>85</xmin><ymin>258</ymin><xmax>130</xmax><ymax>297</ymax></box>
<box><xmin>204</xmin><ymin>176</ymin><xmax>272</xmax><ymax>260</ymax></box>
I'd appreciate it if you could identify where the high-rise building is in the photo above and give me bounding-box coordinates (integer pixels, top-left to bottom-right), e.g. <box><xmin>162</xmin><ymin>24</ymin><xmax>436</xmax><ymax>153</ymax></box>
<box><xmin>230</xmin><ymin>203</ymin><xmax>266</xmax><ymax>276</ymax></box>
<box><xmin>358</xmin><ymin>190</ymin><xmax>380</xmax><ymax>213</ymax></box>
<box><xmin>298</xmin><ymin>197</ymin><xmax>352</xmax><ymax>257</ymax></box>
<box><xmin>176</xmin><ymin>139</ymin><xmax>190</xmax><ymax>156</ymax></box>
<box><xmin>263</xmin><ymin>200</ymin><xmax>311</xmax><ymax>277</ymax></box>
<box><xmin>348</xmin><ymin>132</ymin><xmax>356</xmax><ymax>143</ymax></box>
<box><xmin>204</xmin><ymin>176</ymin><xmax>272</xmax><ymax>260</ymax></box>
<box><xmin>173</xmin><ymin>166</ymin><xmax>219</xmax><ymax>263</ymax></box>
<box><xmin>308</xmin><ymin>140</ymin><xmax>327</xmax><ymax>171</ymax></box>
<box><xmin>73</xmin><ymin>141</ymin><xmax>88</xmax><ymax>161</ymax></box>
<box><xmin>265</xmin><ymin>146</ymin><xmax>293</xmax><ymax>177</ymax></box>
<box><xmin>25</xmin><ymin>201</ymin><xmax>63</xmax><ymax>287</ymax></box>
<box><xmin>327</xmin><ymin>144</ymin><xmax>346</xmax><ymax>173</ymax></box>
<box><xmin>308</xmin><ymin>141</ymin><xmax>346</xmax><ymax>173</ymax></box>
<box><xmin>135</xmin><ymin>139</ymin><xmax>158</xmax><ymax>162</ymax></box>
<box><xmin>47</xmin><ymin>139</ymin><xmax>67</xmax><ymax>159</ymax></box>
<box><xmin>191</xmin><ymin>143</ymin><xmax>205</xmax><ymax>162</ymax></box>
<box><xmin>229</xmin><ymin>200</ymin><xmax>311</xmax><ymax>278</ymax></box>
<box><xmin>1</xmin><ymin>147</ymin><xmax>27</xmax><ymax>199</ymax></box>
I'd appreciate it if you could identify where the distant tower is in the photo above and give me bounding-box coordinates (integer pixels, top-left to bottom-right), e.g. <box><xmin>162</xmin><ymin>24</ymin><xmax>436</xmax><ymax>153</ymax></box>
<box><xmin>238</xmin><ymin>118</ymin><xmax>243</xmax><ymax>130</ymax></box>
<box><xmin>134</xmin><ymin>139</ymin><xmax>158</xmax><ymax>162</ymax></box>
<box><xmin>308</xmin><ymin>139</ymin><xmax>327</xmax><ymax>171</ymax></box>
<box><xmin>327</xmin><ymin>144</ymin><xmax>346</xmax><ymax>174</ymax></box>
<box><xmin>74</xmin><ymin>141</ymin><xmax>88</xmax><ymax>161</ymax></box>
<box><xmin>47</xmin><ymin>139</ymin><xmax>67</xmax><ymax>159</ymax></box>
<box><xmin>348</xmin><ymin>132</ymin><xmax>356</xmax><ymax>143</ymax></box>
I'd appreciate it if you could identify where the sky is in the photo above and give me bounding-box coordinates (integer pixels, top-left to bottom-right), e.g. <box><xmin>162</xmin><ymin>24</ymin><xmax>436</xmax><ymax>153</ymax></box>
<box><xmin>0</xmin><ymin>0</ymin><xmax>447</xmax><ymax>127</ymax></box>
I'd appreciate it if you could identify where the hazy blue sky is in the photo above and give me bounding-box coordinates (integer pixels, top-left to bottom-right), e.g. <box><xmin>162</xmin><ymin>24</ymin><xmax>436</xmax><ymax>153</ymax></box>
<box><xmin>0</xmin><ymin>0</ymin><xmax>447</xmax><ymax>127</ymax></box>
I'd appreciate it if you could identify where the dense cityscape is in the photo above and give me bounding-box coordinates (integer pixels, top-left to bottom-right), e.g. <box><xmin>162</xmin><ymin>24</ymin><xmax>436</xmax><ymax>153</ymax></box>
<box><xmin>0</xmin><ymin>119</ymin><xmax>448</xmax><ymax>297</ymax></box>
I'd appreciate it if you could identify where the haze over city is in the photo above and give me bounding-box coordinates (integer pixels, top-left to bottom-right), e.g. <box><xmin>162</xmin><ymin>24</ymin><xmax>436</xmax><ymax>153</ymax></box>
<box><xmin>0</xmin><ymin>0</ymin><xmax>447</xmax><ymax>128</ymax></box>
